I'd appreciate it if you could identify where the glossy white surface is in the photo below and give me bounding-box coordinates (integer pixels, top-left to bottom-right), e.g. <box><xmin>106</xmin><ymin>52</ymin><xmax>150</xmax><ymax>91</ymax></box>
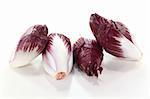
<box><xmin>0</xmin><ymin>0</ymin><xmax>149</xmax><ymax>98</ymax></box>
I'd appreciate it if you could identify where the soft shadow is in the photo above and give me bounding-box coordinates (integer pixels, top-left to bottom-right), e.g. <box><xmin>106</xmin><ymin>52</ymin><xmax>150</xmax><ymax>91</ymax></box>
<box><xmin>13</xmin><ymin>62</ymin><xmax>43</xmax><ymax>76</ymax></box>
<box><xmin>74</xmin><ymin>64</ymin><xmax>102</xmax><ymax>86</ymax></box>
<box><xmin>73</xmin><ymin>54</ymin><xmax>143</xmax><ymax>96</ymax></box>
<box><xmin>102</xmin><ymin>57</ymin><xmax>141</xmax><ymax>72</ymax></box>
<box><xmin>43</xmin><ymin>68</ymin><xmax>73</xmax><ymax>92</ymax></box>
<box><xmin>74</xmin><ymin>67</ymin><xmax>104</xmax><ymax>97</ymax></box>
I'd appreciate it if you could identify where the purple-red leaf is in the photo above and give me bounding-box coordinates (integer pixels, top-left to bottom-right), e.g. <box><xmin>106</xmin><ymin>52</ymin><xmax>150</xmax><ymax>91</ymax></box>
<box><xmin>73</xmin><ymin>37</ymin><xmax>103</xmax><ymax>77</ymax></box>
<box><xmin>10</xmin><ymin>25</ymin><xmax>48</xmax><ymax>67</ymax></box>
<box><xmin>90</xmin><ymin>13</ymin><xmax>142</xmax><ymax>60</ymax></box>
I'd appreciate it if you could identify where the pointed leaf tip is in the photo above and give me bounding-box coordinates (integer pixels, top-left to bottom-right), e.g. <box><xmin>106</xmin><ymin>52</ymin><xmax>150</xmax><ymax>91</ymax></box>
<box><xmin>89</xmin><ymin>13</ymin><xmax>142</xmax><ymax>60</ymax></box>
<box><xmin>10</xmin><ymin>25</ymin><xmax>48</xmax><ymax>67</ymax></box>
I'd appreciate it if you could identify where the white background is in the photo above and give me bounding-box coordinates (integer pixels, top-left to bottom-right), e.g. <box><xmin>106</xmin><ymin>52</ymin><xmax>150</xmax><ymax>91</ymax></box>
<box><xmin>0</xmin><ymin>0</ymin><xmax>150</xmax><ymax>98</ymax></box>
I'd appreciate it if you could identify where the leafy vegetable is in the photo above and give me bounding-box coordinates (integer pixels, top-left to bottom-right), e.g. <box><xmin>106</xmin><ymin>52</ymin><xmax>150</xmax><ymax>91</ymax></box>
<box><xmin>10</xmin><ymin>25</ymin><xmax>48</xmax><ymax>67</ymax></box>
<box><xmin>73</xmin><ymin>37</ymin><xmax>103</xmax><ymax>77</ymax></box>
<box><xmin>90</xmin><ymin>13</ymin><xmax>142</xmax><ymax>61</ymax></box>
<box><xmin>42</xmin><ymin>33</ymin><xmax>73</xmax><ymax>80</ymax></box>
